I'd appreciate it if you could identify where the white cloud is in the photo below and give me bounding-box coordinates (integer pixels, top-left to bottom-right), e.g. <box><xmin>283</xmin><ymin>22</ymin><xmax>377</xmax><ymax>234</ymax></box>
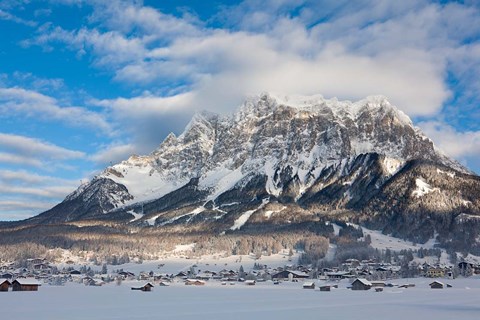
<box><xmin>0</xmin><ymin>9</ymin><xmax>37</xmax><ymax>27</ymax></box>
<box><xmin>0</xmin><ymin>133</ymin><xmax>85</xmax><ymax>160</ymax></box>
<box><xmin>0</xmin><ymin>87</ymin><xmax>112</xmax><ymax>133</ymax></box>
<box><xmin>0</xmin><ymin>152</ymin><xmax>43</xmax><ymax>167</ymax></box>
<box><xmin>0</xmin><ymin>169</ymin><xmax>78</xmax><ymax>185</ymax></box>
<box><xmin>30</xmin><ymin>1</ymin><xmax>468</xmax><ymax>118</ymax></box>
<box><xmin>419</xmin><ymin>121</ymin><xmax>480</xmax><ymax>159</ymax></box>
<box><xmin>0</xmin><ymin>184</ymin><xmax>75</xmax><ymax>198</ymax></box>
<box><xmin>419</xmin><ymin>120</ymin><xmax>480</xmax><ymax>173</ymax></box>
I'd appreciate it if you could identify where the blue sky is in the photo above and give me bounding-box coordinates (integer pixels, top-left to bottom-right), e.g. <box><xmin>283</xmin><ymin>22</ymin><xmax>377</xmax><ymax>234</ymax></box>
<box><xmin>0</xmin><ymin>0</ymin><xmax>479</xmax><ymax>220</ymax></box>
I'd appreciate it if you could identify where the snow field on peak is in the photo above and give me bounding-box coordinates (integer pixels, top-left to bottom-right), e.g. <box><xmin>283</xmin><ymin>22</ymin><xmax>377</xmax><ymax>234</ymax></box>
<box><xmin>104</xmin><ymin>162</ymin><xmax>188</xmax><ymax>205</ymax></box>
<box><xmin>199</xmin><ymin>165</ymin><xmax>244</xmax><ymax>202</ymax></box>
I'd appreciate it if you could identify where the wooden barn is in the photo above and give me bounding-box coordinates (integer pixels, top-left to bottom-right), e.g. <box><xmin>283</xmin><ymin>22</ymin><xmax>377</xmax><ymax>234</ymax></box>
<box><xmin>302</xmin><ymin>282</ymin><xmax>315</xmax><ymax>289</ymax></box>
<box><xmin>185</xmin><ymin>279</ymin><xmax>205</xmax><ymax>286</ymax></box>
<box><xmin>351</xmin><ymin>278</ymin><xmax>372</xmax><ymax>291</ymax></box>
<box><xmin>319</xmin><ymin>285</ymin><xmax>331</xmax><ymax>292</ymax></box>
<box><xmin>0</xmin><ymin>279</ymin><xmax>10</xmax><ymax>292</ymax></box>
<box><xmin>12</xmin><ymin>279</ymin><xmax>40</xmax><ymax>291</ymax></box>
<box><xmin>429</xmin><ymin>281</ymin><xmax>444</xmax><ymax>289</ymax></box>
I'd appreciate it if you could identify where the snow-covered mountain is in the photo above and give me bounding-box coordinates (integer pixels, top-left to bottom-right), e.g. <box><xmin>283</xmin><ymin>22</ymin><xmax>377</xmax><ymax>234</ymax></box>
<box><xmin>29</xmin><ymin>93</ymin><xmax>480</xmax><ymax>248</ymax></box>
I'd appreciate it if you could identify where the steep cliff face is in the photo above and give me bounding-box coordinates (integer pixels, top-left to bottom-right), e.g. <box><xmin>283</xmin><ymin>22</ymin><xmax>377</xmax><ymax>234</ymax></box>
<box><xmin>31</xmin><ymin>93</ymin><xmax>480</xmax><ymax>250</ymax></box>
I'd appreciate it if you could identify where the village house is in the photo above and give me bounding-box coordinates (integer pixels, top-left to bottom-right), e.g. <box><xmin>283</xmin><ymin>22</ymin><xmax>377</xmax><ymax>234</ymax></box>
<box><xmin>0</xmin><ymin>262</ymin><xmax>14</xmax><ymax>272</ymax></box>
<box><xmin>175</xmin><ymin>271</ymin><xmax>189</xmax><ymax>279</ymax></box>
<box><xmin>324</xmin><ymin>271</ymin><xmax>350</xmax><ymax>280</ymax></box>
<box><xmin>12</xmin><ymin>279</ymin><xmax>41</xmax><ymax>291</ymax></box>
<box><xmin>426</xmin><ymin>267</ymin><xmax>445</xmax><ymax>278</ymax></box>
<box><xmin>184</xmin><ymin>279</ymin><xmax>205</xmax><ymax>286</ymax></box>
<box><xmin>272</xmin><ymin>270</ymin><xmax>309</xmax><ymax>280</ymax></box>
<box><xmin>117</xmin><ymin>271</ymin><xmax>135</xmax><ymax>280</ymax></box>
<box><xmin>33</xmin><ymin>263</ymin><xmax>51</xmax><ymax>271</ymax></box>
<box><xmin>0</xmin><ymin>279</ymin><xmax>10</xmax><ymax>291</ymax></box>
<box><xmin>245</xmin><ymin>280</ymin><xmax>256</xmax><ymax>286</ymax></box>
<box><xmin>351</xmin><ymin>278</ymin><xmax>372</xmax><ymax>291</ymax></box>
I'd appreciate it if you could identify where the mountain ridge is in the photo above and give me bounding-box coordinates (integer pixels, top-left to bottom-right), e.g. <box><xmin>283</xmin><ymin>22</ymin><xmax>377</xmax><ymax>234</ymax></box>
<box><xmin>23</xmin><ymin>93</ymin><xmax>480</xmax><ymax>253</ymax></box>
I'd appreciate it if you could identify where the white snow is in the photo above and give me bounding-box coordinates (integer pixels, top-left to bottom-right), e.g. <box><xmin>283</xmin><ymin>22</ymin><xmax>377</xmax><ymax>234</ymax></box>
<box><xmin>412</xmin><ymin>178</ymin><xmax>438</xmax><ymax>198</ymax></box>
<box><xmin>382</xmin><ymin>157</ymin><xmax>404</xmax><ymax>175</ymax></box>
<box><xmin>230</xmin><ymin>199</ymin><xmax>268</xmax><ymax>230</ymax></box>
<box><xmin>200</xmin><ymin>166</ymin><xmax>245</xmax><ymax>202</ymax></box>
<box><xmin>264</xmin><ymin>206</ymin><xmax>286</xmax><ymax>219</ymax></box>
<box><xmin>4</xmin><ymin>277</ymin><xmax>480</xmax><ymax>320</ymax></box>
<box><xmin>357</xmin><ymin>225</ymin><xmax>439</xmax><ymax>252</ymax></box>
<box><xmin>330</xmin><ymin>222</ymin><xmax>342</xmax><ymax>236</ymax></box>
<box><xmin>324</xmin><ymin>243</ymin><xmax>337</xmax><ymax>261</ymax></box>
<box><xmin>173</xmin><ymin>243</ymin><xmax>196</xmax><ymax>253</ymax></box>
<box><xmin>104</xmin><ymin>161</ymin><xmax>188</xmax><ymax>205</ymax></box>
<box><xmin>230</xmin><ymin>210</ymin><xmax>256</xmax><ymax>231</ymax></box>
<box><xmin>160</xmin><ymin>207</ymin><xmax>206</xmax><ymax>226</ymax></box>
<box><xmin>128</xmin><ymin>210</ymin><xmax>143</xmax><ymax>222</ymax></box>
<box><xmin>437</xmin><ymin>168</ymin><xmax>455</xmax><ymax>178</ymax></box>
<box><xmin>146</xmin><ymin>214</ymin><xmax>161</xmax><ymax>226</ymax></box>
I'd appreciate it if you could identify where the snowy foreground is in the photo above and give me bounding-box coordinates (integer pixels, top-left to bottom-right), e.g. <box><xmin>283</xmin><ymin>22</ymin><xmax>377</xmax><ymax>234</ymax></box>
<box><xmin>2</xmin><ymin>277</ymin><xmax>480</xmax><ymax>320</ymax></box>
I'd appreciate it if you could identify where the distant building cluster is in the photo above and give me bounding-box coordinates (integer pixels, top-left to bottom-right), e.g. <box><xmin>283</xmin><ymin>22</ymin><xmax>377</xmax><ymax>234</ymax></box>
<box><xmin>1</xmin><ymin>256</ymin><xmax>479</xmax><ymax>293</ymax></box>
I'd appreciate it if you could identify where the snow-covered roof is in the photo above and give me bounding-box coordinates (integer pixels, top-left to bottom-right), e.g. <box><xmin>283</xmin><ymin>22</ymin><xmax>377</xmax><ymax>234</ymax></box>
<box><xmin>353</xmin><ymin>278</ymin><xmax>372</xmax><ymax>286</ymax></box>
<box><xmin>288</xmin><ymin>270</ymin><xmax>309</xmax><ymax>277</ymax></box>
<box><xmin>13</xmin><ymin>278</ymin><xmax>41</xmax><ymax>286</ymax></box>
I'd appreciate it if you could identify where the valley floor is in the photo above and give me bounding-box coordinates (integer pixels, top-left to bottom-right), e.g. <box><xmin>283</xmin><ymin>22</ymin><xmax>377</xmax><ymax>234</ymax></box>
<box><xmin>2</xmin><ymin>277</ymin><xmax>480</xmax><ymax>320</ymax></box>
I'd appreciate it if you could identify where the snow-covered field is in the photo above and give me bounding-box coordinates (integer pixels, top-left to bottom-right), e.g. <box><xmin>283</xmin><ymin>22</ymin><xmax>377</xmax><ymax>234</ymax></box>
<box><xmin>2</xmin><ymin>277</ymin><xmax>480</xmax><ymax>320</ymax></box>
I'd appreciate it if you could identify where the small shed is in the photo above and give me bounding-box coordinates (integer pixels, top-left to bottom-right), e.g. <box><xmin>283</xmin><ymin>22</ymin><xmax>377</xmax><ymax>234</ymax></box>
<box><xmin>319</xmin><ymin>285</ymin><xmax>331</xmax><ymax>292</ymax></box>
<box><xmin>12</xmin><ymin>279</ymin><xmax>41</xmax><ymax>291</ymax></box>
<box><xmin>371</xmin><ymin>281</ymin><xmax>385</xmax><ymax>288</ymax></box>
<box><xmin>429</xmin><ymin>281</ymin><xmax>444</xmax><ymax>289</ymax></box>
<box><xmin>351</xmin><ymin>278</ymin><xmax>372</xmax><ymax>291</ymax></box>
<box><xmin>132</xmin><ymin>283</ymin><xmax>154</xmax><ymax>292</ymax></box>
<box><xmin>0</xmin><ymin>279</ymin><xmax>11</xmax><ymax>292</ymax></box>
<box><xmin>245</xmin><ymin>280</ymin><xmax>256</xmax><ymax>286</ymax></box>
<box><xmin>302</xmin><ymin>282</ymin><xmax>315</xmax><ymax>289</ymax></box>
